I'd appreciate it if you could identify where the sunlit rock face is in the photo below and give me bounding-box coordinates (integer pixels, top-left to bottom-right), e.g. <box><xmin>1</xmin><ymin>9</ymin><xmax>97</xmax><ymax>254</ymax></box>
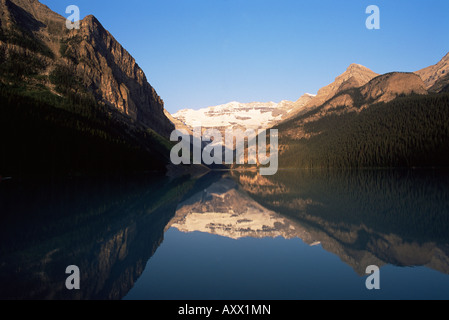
<box><xmin>0</xmin><ymin>0</ymin><xmax>174</xmax><ymax>137</ymax></box>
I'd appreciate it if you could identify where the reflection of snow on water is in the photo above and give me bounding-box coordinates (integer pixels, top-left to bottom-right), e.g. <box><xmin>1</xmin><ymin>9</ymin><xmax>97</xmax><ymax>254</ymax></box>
<box><xmin>169</xmin><ymin>177</ymin><xmax>315</xmax><ymax>241</ymax></box>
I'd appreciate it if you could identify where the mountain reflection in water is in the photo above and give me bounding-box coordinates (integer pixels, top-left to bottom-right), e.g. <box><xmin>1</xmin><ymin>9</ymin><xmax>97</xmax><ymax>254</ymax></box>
<box><xmin>231</xmin><ymin>169</ymin><xmax>449</xmax><ymax>276</ymax></box>
<box><xmin>1</xmin><ymin>169</ymin><xmax>449</xmax><ymax>300</ymax></box>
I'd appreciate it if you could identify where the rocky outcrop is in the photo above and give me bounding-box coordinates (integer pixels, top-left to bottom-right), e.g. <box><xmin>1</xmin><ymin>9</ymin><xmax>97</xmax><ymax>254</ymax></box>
<box><xmin>415</xmin><ymin>52</ymin><xmax>449</xmax><ymax>89</ymax></box>
<box><xmin>360</xmin><ymin>72</ymin><xmax>427</xmax><ymax>105</ymax></box>
<box><xmin>429</xmin><ymin>73</ymin><xmax>449</xmax><ymax>93</ymax></box>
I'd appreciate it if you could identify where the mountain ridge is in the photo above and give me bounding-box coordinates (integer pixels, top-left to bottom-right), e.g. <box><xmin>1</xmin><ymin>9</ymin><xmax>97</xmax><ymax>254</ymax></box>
<box><xmin>279</xmin><ymin>71</ymin><xmax>429</xmax><ymax>140</ymax></box>
<box><xmin>169</xmin><ymin>63</ymin><xmax>380</xmax><ymax>136</ymax></box>
<box><xmin>299</xmin><ymin>63</ymin><xmax>379</xmax><ymax>111</ymax></box>
<box><xmin>416</xmin><ymin>52</ymin><xmax>449</xmax><ymax>88</ymax></box>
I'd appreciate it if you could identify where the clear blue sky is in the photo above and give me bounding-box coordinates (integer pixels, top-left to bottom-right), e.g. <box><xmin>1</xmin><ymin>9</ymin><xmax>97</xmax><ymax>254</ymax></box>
<box><xmin>40</xmin><ymin>0</ymin><xmax>449</xmax><ymax>113</ymax></box>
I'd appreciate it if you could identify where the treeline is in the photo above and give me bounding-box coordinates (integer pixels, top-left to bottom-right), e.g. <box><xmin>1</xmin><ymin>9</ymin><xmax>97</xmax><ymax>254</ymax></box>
<box><xmin>278</xmin><ymin>93</ymin><xmax>449</xmax><ymax>168</ymax></box>
<box><xmin>0</xmin><ymin>85</ymin><xmax>172</xmax><ymax>177</ymax></box>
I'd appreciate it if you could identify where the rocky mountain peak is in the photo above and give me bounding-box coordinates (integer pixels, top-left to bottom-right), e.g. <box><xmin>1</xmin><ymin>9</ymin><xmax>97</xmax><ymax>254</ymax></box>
<box><xmin>1</xmin><ymin>0</ymin><xmax>174</xmax><ymax>138</ymax></box>
<box><xmin>82</xmin><ymin>14</ymin><xmax>98</xmax><ymax>24</ymax></box>
<box><xmin>346</xmin><ymin>63</ymin><xmax>371</xmax><ymax>72</ymax></box>
<box><xmin>80</xmin><ymin>14</ymin><xmax>105</xmax><ymax>37</ymax></box>
<box><xmin>336</xmin><ymin>63</ymin><xmax>378</xmax><ymax>85</ymax></box>
<box><xmin>302</xmin><ymin>63</ymin><xmax>379</xmax><ymax>112</ymax></box>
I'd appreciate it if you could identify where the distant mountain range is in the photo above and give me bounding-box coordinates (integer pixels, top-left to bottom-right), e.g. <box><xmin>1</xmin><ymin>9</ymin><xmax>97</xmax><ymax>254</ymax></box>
<box><xmin>171</xmin><ymin>54</ymin><xmax>448</xmax><ymax>138</ymax></box>
<box><xmin>172</xmin><ymin>94</ymin><xmax>315</xmax><ymax>135</ymax></box>
<box><xmin>169</xmin><ymin>63</ymin><xmax>381</xmax><ymax>135</ymax></box>
<box><xmin>171</xmin><ymin>52</ymin><xmax>449</xmax><ymax>169</ymax></box>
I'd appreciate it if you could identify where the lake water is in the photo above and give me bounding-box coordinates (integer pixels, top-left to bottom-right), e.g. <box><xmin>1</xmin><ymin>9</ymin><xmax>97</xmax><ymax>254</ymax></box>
<box><xmin>1</xmin><ymin>169</ymin><xmax>449</xmax><ymax>300</ymax></box>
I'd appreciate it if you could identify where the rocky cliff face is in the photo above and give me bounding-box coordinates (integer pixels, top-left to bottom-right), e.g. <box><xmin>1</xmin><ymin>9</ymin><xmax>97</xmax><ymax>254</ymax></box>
<box><xmin>429</xmin><ymin>73</ymin><xmax>449</xmax><ymax>93</ymax></box>
<box><xmin>67</xmin><ymin>15</ymin><xmax>173</xmax><ymax>137</ymax></box>
<box><xmin>0</xmin><ymin>0</ymin><xmax>174</xmax><ymax>137</ymax></box>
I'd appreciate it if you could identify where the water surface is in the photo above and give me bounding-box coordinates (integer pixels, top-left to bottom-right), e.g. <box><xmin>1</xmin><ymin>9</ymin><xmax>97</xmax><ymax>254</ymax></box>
<box><xmin>1</xmin><ymin>169</ymin><xmax>448</xmax><ymax>300</ymax></box>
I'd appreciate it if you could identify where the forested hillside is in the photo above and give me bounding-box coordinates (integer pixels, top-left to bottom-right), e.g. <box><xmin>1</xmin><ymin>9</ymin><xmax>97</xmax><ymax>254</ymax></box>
<box><xmin>277</xmin><ymin>93</ymin><xmax>449</xmax><ymax>168</ymax></box>
<box><xmin>0</xmin><ymin>84</ymin><xmax>173</xmax><ymax>176</ymax></box>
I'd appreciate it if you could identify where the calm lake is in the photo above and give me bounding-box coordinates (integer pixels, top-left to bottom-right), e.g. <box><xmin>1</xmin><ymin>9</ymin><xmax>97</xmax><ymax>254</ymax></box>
<box><xmin>1</xmin><ymin>169</ymin><xmax>449</xmax><ymax>300</ymax></box>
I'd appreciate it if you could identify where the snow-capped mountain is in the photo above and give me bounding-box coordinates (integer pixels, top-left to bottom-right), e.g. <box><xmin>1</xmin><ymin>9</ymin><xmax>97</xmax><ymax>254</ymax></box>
<box><xmin>171</xmin><ymin>94</ymin><xmax>315</xmax><ymax>134</ymax></box>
